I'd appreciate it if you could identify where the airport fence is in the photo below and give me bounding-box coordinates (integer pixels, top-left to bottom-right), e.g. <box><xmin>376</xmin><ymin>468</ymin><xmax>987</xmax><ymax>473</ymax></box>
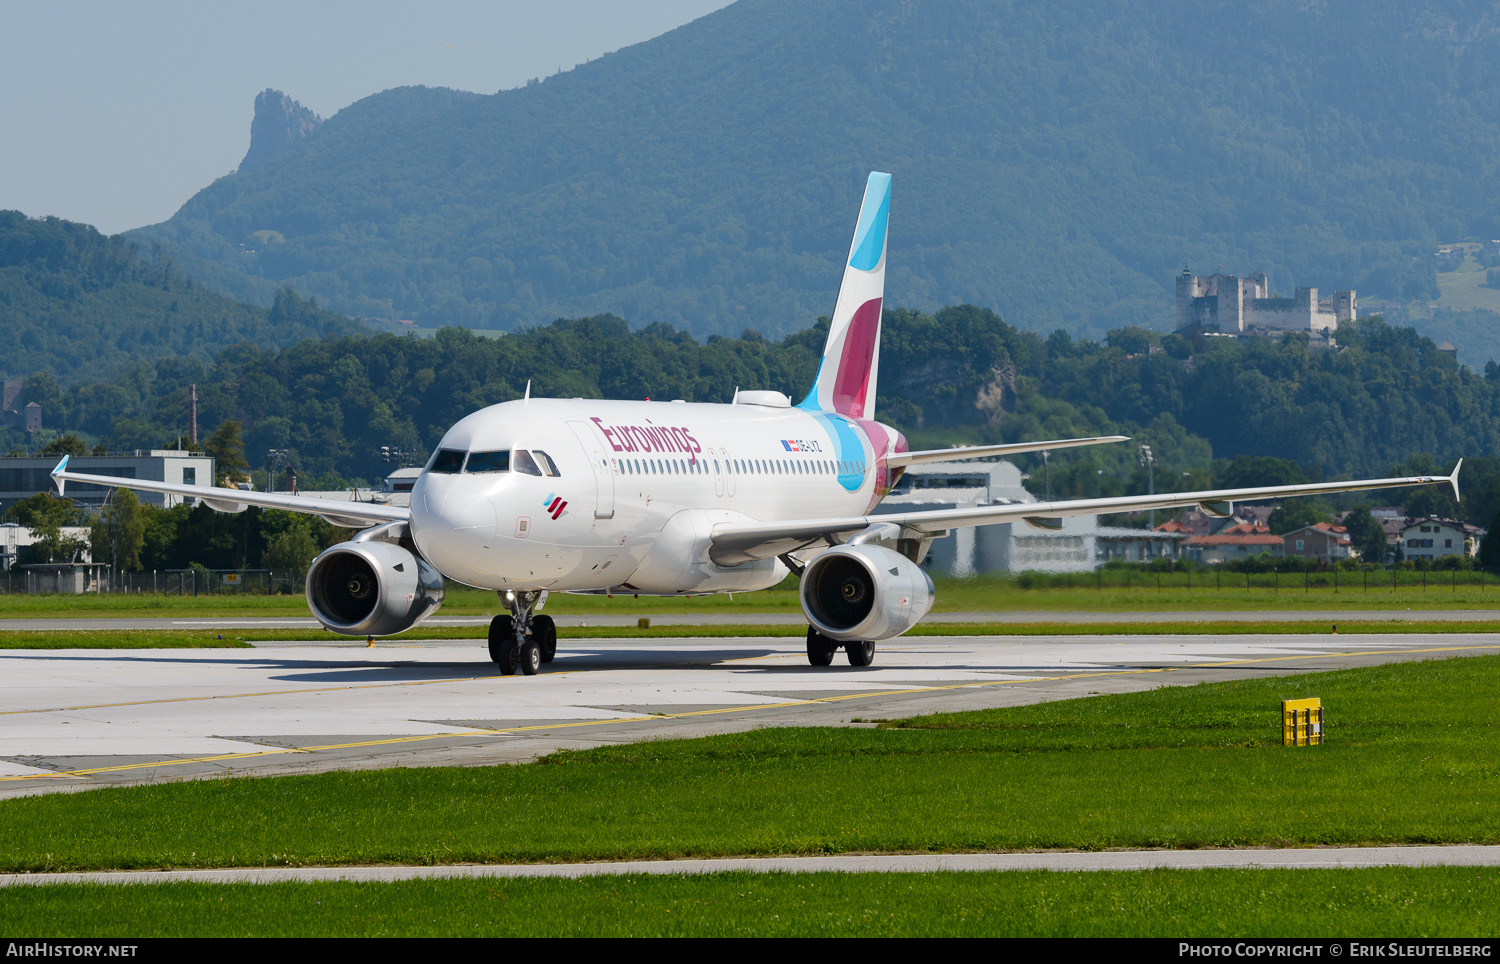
<box><xmin>1010</xmin><ymin>566</ymin><xmax>1500</xmax><ymax>594</ymax></box>
<box><xmin>0</xmin><ymin>568</ymin><xmax>307</xmax><ymax>596</ymax></box>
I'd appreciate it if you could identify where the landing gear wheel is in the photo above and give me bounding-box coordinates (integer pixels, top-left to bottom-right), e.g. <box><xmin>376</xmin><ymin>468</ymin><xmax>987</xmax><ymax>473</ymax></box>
<box><xmin>846</xmin><ymin>640</ymin><xmax>875</xmax><ymax>667</ymax></box>
<box><xmin>533</xmin><ymin>615</ymin><xmax>557</xmax><ymax>663</ymax></box>
<box><xmin>806</xmin><ymin>627</ymin><xmax>837</xmax><ymax>667</ymax></box>
<box><xmin>519</xmin><ymin>639</ymin><xmax>542</xmax><ymax>675</ymax></box>
<box><xmin>489</xmin><ymin>615</ymin><xmax>518</xmax><ymax>674</ymax></box>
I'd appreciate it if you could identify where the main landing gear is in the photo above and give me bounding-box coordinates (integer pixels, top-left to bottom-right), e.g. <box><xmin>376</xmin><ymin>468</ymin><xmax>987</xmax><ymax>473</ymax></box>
<box><xmin>489</xmin><ymin>590</ymin><xmax>557</xmax><ymax>676</ymax></box>
<box><xmin>805</xmin><ymin>627</ymin><xmax>875</xmax><ymax>667</ymax></box>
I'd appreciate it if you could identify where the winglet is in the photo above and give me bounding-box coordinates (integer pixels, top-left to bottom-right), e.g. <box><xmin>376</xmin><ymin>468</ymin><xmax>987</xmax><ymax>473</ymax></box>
<box><xmin>51</xmin><ymin>456</ymin><xmax>68</xmax><ymax>497</ymax></box>
<box><xmin>1450</xmin><ymin>458</ymin><xmax>1463</xmax><ymax>502</ymax></box>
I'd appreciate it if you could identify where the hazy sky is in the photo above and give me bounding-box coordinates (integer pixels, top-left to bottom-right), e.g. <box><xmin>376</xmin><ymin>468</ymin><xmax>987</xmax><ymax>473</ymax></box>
<box><xmin>0</xmin><ymin>1</ymin><xmax>732</xmax><ymax>235</ymax></box>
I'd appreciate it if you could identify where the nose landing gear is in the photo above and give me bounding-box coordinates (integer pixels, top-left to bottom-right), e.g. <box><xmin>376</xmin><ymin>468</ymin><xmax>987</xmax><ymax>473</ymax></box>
<box><xmin>488</xmin><ymin>590</ymin><xmax>556</xmax><ymax>675</ymax></box>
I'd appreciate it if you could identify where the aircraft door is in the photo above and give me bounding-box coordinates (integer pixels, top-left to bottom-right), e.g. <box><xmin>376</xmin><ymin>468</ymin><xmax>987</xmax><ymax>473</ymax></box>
<box><xmin>725</xmin><ymin>451</ymin><xmax>737</xmax><ymax>497</ymax></box>
<box><xmin>567</xmin><ymin>419</ymin><xmax>616</xmax><ymax>520</ymax></box>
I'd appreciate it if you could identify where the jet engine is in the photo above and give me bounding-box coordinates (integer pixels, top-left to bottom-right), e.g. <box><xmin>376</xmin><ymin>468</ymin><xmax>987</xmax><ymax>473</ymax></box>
<box><xmin>305</xmin><ymin>540</ymin><xmax>445</xmax><ymax>636</ymax></box>
<box><xmin>799</xmin><ymin>544</ymin><xmax>935</xmax><ymax>641</ymax></box>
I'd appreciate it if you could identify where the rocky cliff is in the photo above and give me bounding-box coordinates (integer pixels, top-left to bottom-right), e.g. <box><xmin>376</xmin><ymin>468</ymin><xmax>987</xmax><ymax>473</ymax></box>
<box><xmin>238</xmin><ymin>89</ymin><xmax>322</xmax><ymax>174</ymax></box>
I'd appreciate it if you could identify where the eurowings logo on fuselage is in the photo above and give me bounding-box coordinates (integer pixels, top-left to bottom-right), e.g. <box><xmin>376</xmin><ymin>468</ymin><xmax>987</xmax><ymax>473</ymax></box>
<box><xmin>543</xmin><ymin>494</ymin><xmax>568</xmax><ymax>520</ymax></box>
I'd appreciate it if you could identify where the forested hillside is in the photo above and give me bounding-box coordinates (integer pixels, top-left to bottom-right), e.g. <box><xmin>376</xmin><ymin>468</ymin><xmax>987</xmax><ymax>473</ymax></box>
<box><xmin>7</xmin><ymin>308</ymin><xmax>1494</xmax><ymax>525</ymax></box>
<box><xmin>0</xmin><ymin>212</ymin><xmax>363</xmax><ymax>383</ymax></box>
<box><xmin>132</xmin><ymin>0</ymin><xmax>1500</xmax><ymax>339</ymax></box>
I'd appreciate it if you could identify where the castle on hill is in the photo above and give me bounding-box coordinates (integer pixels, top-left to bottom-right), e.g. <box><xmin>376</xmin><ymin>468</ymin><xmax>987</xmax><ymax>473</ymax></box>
<box><xmin>1175</xmin><ymin>268</ymin><xmax>1355</xmax><ymax>336</ymax></box>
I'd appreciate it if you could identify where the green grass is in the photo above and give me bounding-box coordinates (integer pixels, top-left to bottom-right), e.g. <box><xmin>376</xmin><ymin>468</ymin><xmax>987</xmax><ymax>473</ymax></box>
<box><xmin>4</xmin><ymin>868</ymin><xmax>1496</xmax><ymax>937</ymax></box>
<box><xmin>2</xmin><ymin>620</ymin><xmax>1498</xmax><ymax>648</ymax></box>
<box><xmin>5</xmin><ymin>571</ymin><xmax>1500</xmax><ymax>619</ymax></box>
<box><xmin>1437</xmin><ymin>258</ymin><xmax>1500</xmax><ymax>312</ymax></box>
<box><xmin>0</xmin><ymin>656</ymin><xmax>1495</xmax><ymax>872</ymax></box>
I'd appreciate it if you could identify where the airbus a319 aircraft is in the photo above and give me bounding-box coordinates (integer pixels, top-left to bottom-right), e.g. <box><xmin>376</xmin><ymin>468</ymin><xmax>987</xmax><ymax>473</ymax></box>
<box><xmin>54</xmin><ymin>173</ymin><xmax>1461</xmax><ymax>675</ymax></box>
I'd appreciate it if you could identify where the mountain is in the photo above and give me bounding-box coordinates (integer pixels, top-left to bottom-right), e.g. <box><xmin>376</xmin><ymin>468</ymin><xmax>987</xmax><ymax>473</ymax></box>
<box><xmin>0</xmin><ymin>211</ymin><xmax>364</xmax><ymax>384</ymax></box>
<box><xmin>132</xmin><ymin>0</ymin><xmax>1500</xmax><ymax>339</ymax></box>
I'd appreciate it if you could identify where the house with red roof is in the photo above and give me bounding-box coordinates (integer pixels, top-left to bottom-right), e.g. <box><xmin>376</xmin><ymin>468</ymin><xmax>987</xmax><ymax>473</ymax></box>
<box><xmin>1185</xmin><ymin>523</ymin><xmax>1285</xmax><ymax>564</ymax></box>
<box><xmin>1282</xmin><ymin>523</ymin><xmax>1352</xmax><ymax>564</ymax></box>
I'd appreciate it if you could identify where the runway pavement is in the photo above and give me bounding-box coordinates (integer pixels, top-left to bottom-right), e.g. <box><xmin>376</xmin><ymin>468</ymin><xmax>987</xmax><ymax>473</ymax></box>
<box><xmin>3</xmin><ymin>629</ymin><xmax>1498</xmax><ymax>798</ymax></box>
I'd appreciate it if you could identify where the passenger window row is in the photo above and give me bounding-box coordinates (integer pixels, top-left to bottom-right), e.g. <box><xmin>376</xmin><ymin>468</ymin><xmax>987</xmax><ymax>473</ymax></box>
<box><xmin>617</xmin><ymin>457</ymin><xmax>866</xmax><ymax>477</ymax></box>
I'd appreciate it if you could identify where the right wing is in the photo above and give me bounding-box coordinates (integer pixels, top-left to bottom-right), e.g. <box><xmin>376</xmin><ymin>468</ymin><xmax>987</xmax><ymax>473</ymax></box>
<box><xmin>51</xmin><ymin>457</ymin><xmax>406</xmax><ymax>528</ymax></box>
<box><xmin>887</xmin><ymin>434</ymin><xmax>1129</xmax><ymax>467</ymax></box>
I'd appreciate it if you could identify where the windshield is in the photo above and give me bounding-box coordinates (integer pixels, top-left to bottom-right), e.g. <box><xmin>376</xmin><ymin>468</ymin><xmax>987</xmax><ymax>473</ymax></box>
<box><xmin>428</xmin><ymin>449</ymin><xmax>465</xmax><ymax>474</ymax></box>
<box><xmin>466</xmin><ymin>450</ymin><xmax>511</xmax><ymax>473</ymax></box>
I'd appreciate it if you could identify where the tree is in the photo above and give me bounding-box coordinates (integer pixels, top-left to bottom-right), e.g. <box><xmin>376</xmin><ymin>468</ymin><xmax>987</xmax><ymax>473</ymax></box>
<box><xmin>204</xmin><ymin>420</ymin><xmax>249</xmax><ymax>484</ymax></box>
<box><xmin>1481</xmin><ymin>508</ymin><xmax>1500</xmax><ymax>571</ymax></box>
<box><xmin>39</xmin><ymin>434</ymin><xmax>88</xmax><ymax>456</ymax></box>
<box><xmin>90</xmin><ymin>488</ymin><xmax>146</xmax><ymax>572</ymax></box>
<box><xmin>5</xmin><ymin>492</ymin><xmax>87</xmax><ymax>563</ymax></box>
<box><xmin>1213</xmin><ymin>456</ymin><xmax>1309</xmax><ymax>490</ymax></box>
<box><xmin>161</xmin><ymin>435</ymin><xmax>204</xmax><ymax>453</ymax></box>
<box><xmin>1342</xmin><ymin>505</ymin><xmax>1388</xmax><ymax>563</ymax></box>
<box><xmin>1267</xmin><ymin>500</ymin><xmax>1330</xmax><ymax>536</ymax></box>
<box><xmin>261</xmin><ymin>524</ymin><xmax>319</xmax><ymax>573</ymax></box>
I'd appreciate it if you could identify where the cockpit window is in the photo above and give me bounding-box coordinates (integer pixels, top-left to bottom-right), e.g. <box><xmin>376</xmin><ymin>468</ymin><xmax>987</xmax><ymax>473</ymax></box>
<box><xmin>429</xmin><ymin>449</ymin><xmax>466</xmax><ymax>474</ymax></box>
<box><xmin>531</xmin><ymin>450</ymin><xmax>560</xmax><ymax>477</ymax></box>
<box><xmin>466</xmin><ymin>450</ymin><xmax>511</xmax><ymax>473</ymax></box>
<box><xmin>512</xmin><ymin>450</ymin><xmax>543</xmax><ymax>476</ymax></box>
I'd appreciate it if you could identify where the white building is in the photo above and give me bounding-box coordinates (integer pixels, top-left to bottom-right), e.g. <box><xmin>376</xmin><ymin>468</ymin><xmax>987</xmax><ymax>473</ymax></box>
<box><xmin>875</xmin><ymin>459</ymin><xmax>1120</xmax><ymax>574</ymax></box>
<box><xmin>0</xmin><ymin>522</ymin><xmax>93</xmax><ymax>570</ymax></box>
<box><xmin>1398</xmin><ymin>518</ymin><xmax>1483</xmax><ymax>560</ymax></box>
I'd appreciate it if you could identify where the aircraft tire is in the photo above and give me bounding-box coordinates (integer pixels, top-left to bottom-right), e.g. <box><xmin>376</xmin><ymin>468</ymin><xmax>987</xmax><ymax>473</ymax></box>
<box><xmin>534</xmin><ymin>615</ymin><xmax>557</xmax><ymax>663</ymax></box>
<box><xmin>489</xmin><ymin>615</ymin><xmax>518</xmax><ymax>675</ymax></box>
<box><xmin>806</xmin><ymin>627</ymin><xmax>837</xmax><ymax>667</ymax></box>
<box><xmin>846</xmin><ymin>640</ymin><xmax>875</xmax><ymax>667</ymax></box>
<box><xmin>519</xmin><ymin>639</ymin><xmax>542</xmax><ymax>676</ymax></box>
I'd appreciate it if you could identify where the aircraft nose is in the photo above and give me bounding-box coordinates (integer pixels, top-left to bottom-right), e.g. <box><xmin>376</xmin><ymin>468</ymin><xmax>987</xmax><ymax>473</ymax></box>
<box><xmin>411</xmin><ymin>476</ymin><xmax>497</xmax><ymax>579</ymax></box>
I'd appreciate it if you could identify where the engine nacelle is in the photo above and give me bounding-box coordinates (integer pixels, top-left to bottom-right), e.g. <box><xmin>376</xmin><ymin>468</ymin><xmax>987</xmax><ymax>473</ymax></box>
<box><xmin>305</xmin><ymin>540</ymin><xmax>445</xmax><ymax>636</ymax></box>
<box><xmin>799</xmin><ymin>544</ymin><xmax>935</xmax><ymax>641</ymax></box>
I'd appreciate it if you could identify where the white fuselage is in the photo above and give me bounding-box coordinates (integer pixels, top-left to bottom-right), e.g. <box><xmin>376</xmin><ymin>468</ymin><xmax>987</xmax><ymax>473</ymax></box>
<box><xmin>408</xmin><ymin>397</ymin><xmax>902</xmax><ymax>594</ymax></box>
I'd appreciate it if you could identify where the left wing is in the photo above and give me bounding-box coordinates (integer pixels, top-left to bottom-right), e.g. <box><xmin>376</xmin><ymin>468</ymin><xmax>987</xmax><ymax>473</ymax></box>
<box><xmin>51</xmin><ymin>456</ymin><xmax>406</xmax><ymax>528</ymax></box>
<box><xmin>708</xmin><ymin>463</ymin><xmax>1461</xmax><ymax>566</ymax></box>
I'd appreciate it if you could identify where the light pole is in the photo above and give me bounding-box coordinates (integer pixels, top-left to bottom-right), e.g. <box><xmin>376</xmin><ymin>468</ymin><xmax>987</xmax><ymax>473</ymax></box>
<box><xmin>1139</xmin><ymin>444</ymin><xmax>1156</xmax><ymax>529</ymax></box>
<box><xmin>267</xmin><ymin>449</ymin><xmax>289</xmax><ymax>494</ymax></box>
<box><xmin>1041</xmin><ymin>450</ymin><xmax>1051</xmax><ymax>501</ymax></box>
<box><xmin>380</xmin><ymin>446</ymin><xmax>416</xmax><ymax>469</ymax></box>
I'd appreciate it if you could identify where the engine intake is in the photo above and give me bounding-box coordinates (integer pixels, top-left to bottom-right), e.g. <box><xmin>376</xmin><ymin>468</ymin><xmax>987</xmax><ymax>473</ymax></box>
<box><xmin>306</xmin><ymin>540</ymin><xmax>444</xmax><ymax>636</ymax></box>
<box><xmin>800</xmin><ymin>544</ymin><xmax>935</xmax><ymax>641</ymax></box>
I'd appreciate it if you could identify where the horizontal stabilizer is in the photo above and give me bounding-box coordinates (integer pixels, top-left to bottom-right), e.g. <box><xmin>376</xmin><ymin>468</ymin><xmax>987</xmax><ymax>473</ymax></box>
<box><xmin>887</xmin><ymin>435</ymin><xmax>1129</xmax><ymax>467</ymax></box>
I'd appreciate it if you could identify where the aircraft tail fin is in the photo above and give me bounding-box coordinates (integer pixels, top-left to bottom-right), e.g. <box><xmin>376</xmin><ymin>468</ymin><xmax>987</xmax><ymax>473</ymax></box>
<box><xmin>798</xmin><ymin>171</ymin><xmax>890</xmax><ymax>420</ymax></box>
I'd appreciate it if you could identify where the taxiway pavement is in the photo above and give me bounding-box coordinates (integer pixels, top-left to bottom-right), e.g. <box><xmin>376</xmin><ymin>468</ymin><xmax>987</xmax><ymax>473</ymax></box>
<box><xmin>3</xmin><ymin>630</ymin><xmax>1497</xmax><ymax>798</ymax></box>
<box><xmin>6</xmin><ymin>845</ymin><xmax>1500</xmax><ymax>886</ymax></box>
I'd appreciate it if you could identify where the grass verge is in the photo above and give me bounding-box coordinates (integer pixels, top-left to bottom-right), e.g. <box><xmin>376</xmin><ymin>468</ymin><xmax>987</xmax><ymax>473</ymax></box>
<box><xmin>7</xmin><ymin>574</ymin><xmax>1500</xmax><ymax>618</ymax></box>
<box><xmin>4</xmin><ymin>868</ymin><xmax>1497</xmax><ymax>937</ymax></box>
<box><xmin>0</xmin><ymin>656</ymin><xmax>1495</xmax><ymax>871</ymax></box>
<box><xmin>3</xmin><ymin>620</ymin><xmax>1498</xmax><ymax>649</ymax></box>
